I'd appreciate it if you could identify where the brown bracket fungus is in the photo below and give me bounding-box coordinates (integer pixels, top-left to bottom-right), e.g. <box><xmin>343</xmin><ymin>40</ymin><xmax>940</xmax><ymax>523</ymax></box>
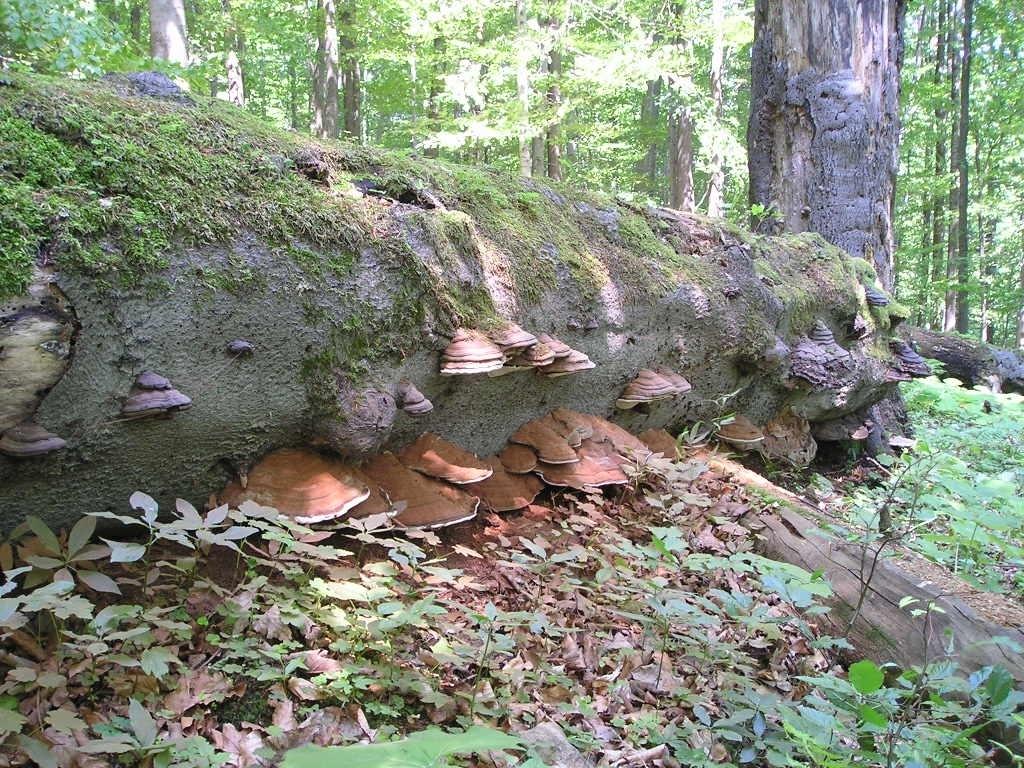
<box><xmin>536</xmin><ymin>333</ymin><xmax>572</xmax><ymax>359</ymax></box>
<box><xmin>889</xmin><ymin>340</ymin><xmax>932</xmax><ymax>378</ymax></box>
<box><xmin>537</xmin><ymin>348</ymin><xmax>596</xmax><ymax>377</ymax></box>
<box><xmin>473</xmin><ymin>458</ymin><xmax>544</xmax><ymax>512</ymax></box>
<box><xmin>571</xmin><ymin>411</ymin><xmax>652</xmax><ymax>459</ymax></box>
<box><xmin>510</xmin><ymin>420</ymin><xmax>579</xmax><ymax>465</ymax></box>
<box><xmin>655</xmin><ymin>369</ymin><xmax>693</xmax><ymax>395</ymax></box>
<box><xmin>762</xmin><ymin>411</ymin><xmax>817</xmax><ymax>466</ymax></box>
<box><xmin>498</xmin><ymin>443</ymin><xmax>538</xmax><ymax>474</ymax></box>
<box><xmin>361</xmin><ymin>452</ymin><xmax>479</xmax><ymax>529</ymax></box>
<box><xmin>397</xmin><ymin>432</ymin><xmax>493</xmax><ymax>484</ymax></box>
<box><xmin>549</xmin><ymin>407</ymin><xmax>596</xmax><ymax>444</ymax></box>
<box><xmin>503</xmin><ymin>341</ymin><xmax>556</xmax><ymax>370</ymax></box>
<box><xmin>808</xmin><ymin>321</ymin><xmax>839</xmax><ymax>346</ymax></box>
<box><xmin>121</xmin><ymin>371</ymin><xmax>192</xmax><ymax>420</ymax></box>
<box><xmin>716</xmin><ymin>415</ymin><xmax>765</xmax><ymax>451</ymax></box>
<box><xmin>397</xmin><ymin>380</ymin><xmax>433</xmax><ymax>415</ymax></box>
<box><xmin>488</xmin><ymin>323</ymin><xmax>538</xmax><ymax>352</ymax></box>
<box><xmin>533</xmin><ymin>438</ymin><xmax>628</xmax><ymax>491</ymax></box>
<box><xmin>440</xmin><ymin>329</ymin><xmax>505</xmax><ymax>376</ymax></box>
<box><xmin>616</xmin><ymin>369</ymin><xmax>678</xmax><ymax>409</ymax></box>
<box><xmin>638</xmin><ymin>428</ymin><xmax>678</xmax><ymax>458</ymax></box>
<box><xmin>790</xmin><ymin>322</ymin><xmax>851</xmax><ymax>387</ymax></box>
<box><xmin>0</xmin><ymin>420</ymin><xmax>67</xmax><ymax>458</ymax></box>
<box><xmin>220</xmin><ymin>448</ymin><xmax>372</xmax><ymax>524</ymax></box>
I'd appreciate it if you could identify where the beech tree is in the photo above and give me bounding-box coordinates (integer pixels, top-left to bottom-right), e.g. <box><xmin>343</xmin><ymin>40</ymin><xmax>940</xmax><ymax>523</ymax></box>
<box><xmin>149</xmin><ymin>0</ymin><xmax>189</xmax><ymax>65</ymax></box>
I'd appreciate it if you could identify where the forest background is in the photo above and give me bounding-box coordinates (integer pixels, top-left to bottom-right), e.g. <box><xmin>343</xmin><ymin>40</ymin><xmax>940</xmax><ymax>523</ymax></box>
<box><xmin>2</xmin><ymin>0</ymin><xmax>1022</xmax><ymax>347</ymax></box>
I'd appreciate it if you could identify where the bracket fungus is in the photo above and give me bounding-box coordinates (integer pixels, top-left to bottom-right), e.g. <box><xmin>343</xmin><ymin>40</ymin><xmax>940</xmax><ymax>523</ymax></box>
<box><xmin>538</xmin><ymin>348</ymin><xmax>596</xmax><ymax>377</ymax></box>
<box><xmin>121</xmin><ymin>371</ymin><xmax>192</xmax><ymax>420</ymax></box>
<box><xmin>510</xmin><ymin>420</ymin><xmax>579</xmax><ymax>465</ymax></box>
<box><xmin>863</xmin><ymin>284</ymin><xmax>891</xmax><ymax>307</ymax></box>
<box><xmin>498</xmin><ymin>443</ymin><xmax>538</xmax><ymax>474</ymax></box>
<box><xmin>716</xmin><ymin>415</ymin><xmax>765</xmax><ymax>451</ymax></box>
<box><xmin>397</xmin><ymin>433</ymin><xmax>493</xmax><ymax>484</ymax></box>
<box><xmin>638</xmin><ymin>428</ymin><xmax>678</xmax><ymax>458</ymax></box>
<box><xmin>549</xmin><ymin>407</ymin><xmax>596</xmax><ymax>444</ymax></box>
<box><xmin>571</xmin><ymin>412</ymin><xmax>652</xmax><ymax>459</ymax></box>
<box><xmin>655</xmin><ymin>369</ymin><xmax>693</xmax><ymax>395</ymax></box>
<box><xmin>473</xmin><ymin>459</ymin><xmax>544</xmax><ymax>512</ymax></box>
<box><xmin>361</xmin><ymin>452</ymin><xmax>479</xmax><ymax>529</ymax></box>
<box><xmin>0</xmin><ymin>420</ymin><xmax>67</xmax><ymax>458</ymax></box>
<box><xmin>808</xmin><ymin>321</ymin><xmax>839</xmax><ymax>346</ymax></box>
<box><xmin>790</xmin><ymin>323</ymin><xmax>851</xmax><ymax>387</ymax></box>
<box><xmin>536</xmin><ymin>333</ymin><xmax>572</xmax><ymax>359</ymax></box>
<box><xmin>533</xmin><ymin>438</ymin><xmax>628</xmax><ymax>491</ymax></box>
<box><xmin>488</xmin><ymin>323</ymin><xmax>538</xmax><ymax>352</ymax></box>
<box><xmin>889</xmin><ymin>340</ymin><xmax>932</xmax><ymax>378</ymax></box>
<box><xmin>762</xmin><ymin>411</ymin><xmax>817</xmax><ymax>467</ymax></box>
<box><xmin>397</xmin><ymin>380</ymin><xmax>433</xmax><ymax>415</ymax></box>
<box><xmin>440</xmin><ymin>329</ymin><xmax>505</xmax><ymax>376</ymax></box>
<box><xmin>505</xmin><ymin>342</ymin><xmax>556</xmax><ymax>369</ymax></box>
<box><xmin>616</xmin><ymin>369</ymin><xmax>679</xmax><ymax>409</ymax></box>
<box><xmin>220</xmin><ymin>448</ymin><xmax>371</xmax><ymax>524</ymax></box>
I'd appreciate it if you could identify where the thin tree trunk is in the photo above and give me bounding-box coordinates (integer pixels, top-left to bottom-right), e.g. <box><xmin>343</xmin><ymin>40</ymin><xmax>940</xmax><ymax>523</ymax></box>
<box><xmin>149</xmin><ymin>0</ymin><xmax>189</xmax><ymax>65</ymax></box>
<box><xmin>1017</xmin><ymin>259</ymin><xmax>1024</xmax><ymax>350</ymax></box>
<box><xmin>515</xmin><ymin>0</ymin><xmax>533</xmax><ymax>177</ymax></box>
<box><xmin>954</xmin><ymin>0</ymin><xmax>973</xmax><ymax>334</ymax></box>
<box><xmin>668</xmin><ymin>107</ymin><xmax>695</xmax><ymax>212</ymax></box>
<box><xmin>130</xmin><ymin>2</ymin><xmax>143</xmax><ymax>42</ymax></box>
<box><xmin>312</xmin><ymin>0</ymin><xmax>339</xmax><ymax>139</ymax></box>
<box><xmin>706</xmin><ymin>0</ymin><xmax>726</xmax><ymax>217</ymax></box>
<box><xmin>340</xmin><ymin>2</ymin><xmax>361</xmax><ymax>142</ymax></box>
<box><xmin>930</xmin><ymin>0</ymin><xmax>948</xmax><ymax>329</ymax></box>
<box><xmin>545</xmin><ymin>16</ymin><xmax>562</xmax><ymax>181</ymax></box>
<box><xmin>222</xmin><ymin>0</ymin><xmax>244</xmax><ymax>107</ymax></box>
<box><xmin>943</xmin><ymin>3</ymin><xmax>961</xmax><ymax>332</ymax></box>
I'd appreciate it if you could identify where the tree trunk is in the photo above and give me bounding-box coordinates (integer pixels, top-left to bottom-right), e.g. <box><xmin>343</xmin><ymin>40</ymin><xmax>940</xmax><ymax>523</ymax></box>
<box><xmin>668</xmin><ymin>107</ymin><xmax>694</xmax><ymax>212</ymax></box>
<box><xmin>515</xmin><ymin>0</ymin><xmax>533</xmax><ymax>177</ymax></box>
<box><xmin>222</xmin><ymin>0</ymin><xmax>244</xmax><ymax>108</ymax></box>
<box><xmin>639</xmin><ymin>79</ymin><xmax>662</xmax><ymax>198</ymax></box>
<box><xmin>312</xmin><ymin>0</ymin><xmax>339</xmax><ymax>140</ymax></box>
<box><xmin>929</xmin><ymin>0</ymin><xmax>949</xmax><ymax>329</ymax></box>
<box><xmin>149</xmin><ymin>0</ymin><xmax>189</xmax><ymax>65</ymax></box>
<box><xmin>943</xmin><ymin>7</ymin><xmax>961</xmax><ymax>332</ymax></box>
<box><xmin>747</xmin><ymin>0</ymin><xmax>905</xmax><ymax>290</ymax></box>
<box><xmin>904</xmin><ymin>326</ymin><xmax>1024</xmax><ymax>393</ymax></box>
<box><xmin>706</xmin><ymin>0</ymin><xmax>726</xmax><ymax>218</ymax></box>
<box><xmin>954</xmin><ymin>0</ymin><xmax>973</xmax><ymax>334</ymax></box>
<box><xmin>130</xmin><ymin>2</ymin><xmax>143</xmax><ymax>42</ymax></box>
<box><xmin>340</xmin><ymin>2</ymin><xmax>361</xmax><ymax>142</ymax></box>
<box><xmin>545</xmin><ymin>25</ymin><xmax>562</xmax><ymax>182</ymax></box>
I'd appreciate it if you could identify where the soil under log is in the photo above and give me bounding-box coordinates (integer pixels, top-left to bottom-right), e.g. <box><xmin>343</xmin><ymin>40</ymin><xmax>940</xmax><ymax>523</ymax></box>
<box><xmin>1</xmin><ymin>72</ymin><xmax>907</xmax><ymax>528</ymax></box>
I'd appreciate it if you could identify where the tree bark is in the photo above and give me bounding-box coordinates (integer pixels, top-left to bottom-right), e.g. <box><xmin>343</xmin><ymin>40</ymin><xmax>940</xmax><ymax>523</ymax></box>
<box><xmin>904</xmin><ymin>326</ymin><xmax>1024</xmax><ymax>393</ymax></box>
<box><xmin>943</xmin><ymin>7</ymin><xmax>961</xmax><ymax>332</ymax></box>
<box><xmin>928</xmin><ymin>0</ymin><xmax>949</xmax><ymax>329</ymax></box>
<box><xmin>222</xmin><ymin>0</ymin><xmax>244</xmax><ymax>107</ymax></box>
<box><xmin>668</xmin><ymin>107</ymin><xmax>695</xmax><ymax>212</ymax></box>
<box><xmin>515</xmin><ymin>0</ymin><xmax>533</xmax><ymax>177</ymax></box>
<box><xmin>706</xmin><ymin>0</ymin><xmax>726</xmax><ymax>218</ymax></box>
<box><xmin>545</xmin><ymin>25</ymin><xmax>562</xmax><ymax>182</ymax></box>
<box><xmin>340</xmin><ymin>2</ymin><xmax>361</xmax><ymax>142</ymax></box>
<box><xmin>954</xmin><ymin>0</ymin><xmax>973</xmax><ymax>334</ymax></box>
<box><xmin>639</xmin><ymin>79</ymin><xmax>662</xmax><ymax>198</ymax></box>
<box><xmin>747</xmin><ymin>0</ymin><xmax>905</xmax><ymax>290</ymax></box>
<box><xmin>312</xmin><ymin>0</ymin><xmax>339</xmax><ymax>140</ymax></box>
<box><xmin>130</xmin><ymin>2</ymin><xmax>143</xmax><ymax>42</ymax></box>
<box><xmin>149</xmin><ymin>0</ymin><xmax>189</xmax><ymax>65</ymax></box>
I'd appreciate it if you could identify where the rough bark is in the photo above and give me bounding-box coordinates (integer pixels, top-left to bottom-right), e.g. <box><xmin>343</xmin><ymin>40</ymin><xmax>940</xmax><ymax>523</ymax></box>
<box><xmin>904</xmin><ymin>327</ymin><xmax>1024</xmax><ymax>393</ymax></box>
<box><xmin>747</xmin><ymin>0</ymin><xmax>905</xmax><ymax>290</ymax></box>
<box><xmin>668</xmin><ymin>107</ymin><xmax>695</xmax><ymax>212</ymax></box>
<box><xmin>149</xmin><ymin>0</ymin><xmax>189</xmax><ymax>65</ymax></box>
<box><xmin>312</xmin><ymin>0</ymin><xmax>339</xmax><ymax>140</ymax></box>
<box><xmin>714</xmin><ymin>456</ymin><xmax>1024</xmax><ymax>678</ymax></box>
<box><xmin>639</xmin><ymin>79</ymin><xmax>662</xmax><ymax>197</ymax></box>
<box><xmin>340</xmin><ymin>3</ymin><xmax>360</xmax><ymax>142</ymax></box>
<box><xmin>953</xmin><ymin>0</ymin><xmax>973</xmax><ymax>334</ymax></box>
<box><xmin>0</xmin><ymin>74</ymin><xmax>908</xmax><ymax>529</ymax></box>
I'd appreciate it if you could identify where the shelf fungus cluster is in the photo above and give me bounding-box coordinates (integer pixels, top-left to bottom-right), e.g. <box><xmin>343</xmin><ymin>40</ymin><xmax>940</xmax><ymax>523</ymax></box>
<box><xmin>440</xmin><ymin>325</ymin><xmax>595</xmax><ymax>379</ymax></box>
<box><xmin>396</xmin><ymin>380</ymin><xmax>433</xmax><ymax>416</ymax></box>
<box><xmin>0</xmin><ymin>419</ymin><xmax>67</xmax><ymax>458</ymax></box>
<box><xmin>220</xmin><ymin>410</ymin><xmax>671</xmax><ymax>530</ymax></box>
<box><xmin>121</xmin><ymin>372</ymin><xmax>192</xmax><ymax>420</ymax></box>
<box><xmin>789</xmin><ymin>321</ymin><xmax>853</xmax><ymax>388</ymax></box>
<box><xmin>616</xmin><ymin>368</ymin><xmax>692</xmax><ymax>409</ymax></box>
<box><xmin>888</xmin><ymin>340</ymin><xmax>932</xmax><ymax>380</ymax></box>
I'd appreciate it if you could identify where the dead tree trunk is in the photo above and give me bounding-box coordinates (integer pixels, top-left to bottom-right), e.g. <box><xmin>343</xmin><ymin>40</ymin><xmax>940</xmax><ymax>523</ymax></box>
<box><xmin>904</xmin><ymin>326</ymin><xmax>1024</xmax><ymax>393</ymax></box>
<box><xmin>747</xmin><ymin>0</ymin><xmax>905</xmax><ymax>290</ymax></box>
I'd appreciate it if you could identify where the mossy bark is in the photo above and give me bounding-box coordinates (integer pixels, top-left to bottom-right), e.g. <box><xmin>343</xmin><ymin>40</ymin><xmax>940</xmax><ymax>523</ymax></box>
<box><xmin>0</xmin><ymin>73</ymin><xmax>903</xmax><ymax>528</ymax></box>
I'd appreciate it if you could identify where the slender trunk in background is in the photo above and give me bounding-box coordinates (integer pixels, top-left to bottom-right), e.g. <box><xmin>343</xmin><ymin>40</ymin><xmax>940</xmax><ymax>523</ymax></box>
<box><xmin>747</xmin><ymin>0</ymin><xmax>905</xmax><ymax>290</ymax></box>
<box><xmin>424</xmin><ymin>36</ymin><xmax>443</xmax><ymax>157</ymax></box>
<box><xmin>515</xmin><ymin>0</ymin><xmax>533</xmax><ymax>177</ymax></box>
<box><xmin>223</xmin><ymin>0</ymin><xmax>244</xmax><ymax>107</ymax></box>
<box><xmin>312</xmin><ymin>0</ymin><xmax>339</xmax><ymax>139</ymax></box>
<box><xmin>706</xmin><ymin>0</ymin><xmax>726</xmax><ymax>217</ymax></box>
<box><xmin>929</xmin><ymin>0</ymin><xmax>949</xmax><ymax>328</ymax></box>
<box><xmin>287</xmin><ymin>57</ymin><xmax>299</xmax><ymax>130</ymax></box>
<box><xmin>149</xmin><ymin>0</ymin><xmax>189</xmax><ymax>65</ymax></box>
<box><xmin>639</xmin><ymin>78</ymin><xmax>662</xmax><ymax>198</ymax></box>
<box><xmin>668</xmin><ymin>107</ymin><xmax>695</xmax><ymax>212</ymax></box>
<box><xmin>532</xmin><ymin>136</ymin><xmax>546</xmax><ymax>176</ymax></box>
<box><xmin>943</xmin><ymin>4</ymin><xmax>961</xmax><ymax>331</ymax></box>
<box><xmin>1018</xmin><ymin>259</ymin><xmax>1024</xmax><ymax>350</ymax></box>
<box><xmin>545</xmin><ymin>16</ymin><xmax>563</xmax><ymax>181</ymax></box>
<box><xmin>340</xmin><ymin>2</ymin><xmax>361</xmax><ymax>141</ymax></box>
<box><xmin>954</xmin><ymin>0</ymin><xmax>973</xmax><ymax>334</ymax></box>
<box><xmin>130</xmin><ymin>2</ymin><xmax>143</xmax><ymax>42</ymax></box>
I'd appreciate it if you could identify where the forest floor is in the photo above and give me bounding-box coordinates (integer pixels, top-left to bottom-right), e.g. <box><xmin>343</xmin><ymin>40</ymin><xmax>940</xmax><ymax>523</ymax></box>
<box><xmin>0</xmin><ymin>377</ymin><xmax>1021</xmax><ymax>768</ymax></box>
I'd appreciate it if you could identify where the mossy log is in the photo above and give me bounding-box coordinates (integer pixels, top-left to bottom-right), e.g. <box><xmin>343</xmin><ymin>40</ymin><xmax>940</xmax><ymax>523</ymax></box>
<box><xmin>0</xmin><ymin>73</ymin><xmax>905</xmax><ymax>528</ymax></box>
<box><xmin>711</xmin><ymin>457</ymin><xmax>1024</xmax><ymax>678</ymax></box>
<box><xmin>904</xmin><ymin>327</ymin><xmax>1024</xmax><ymax>393</ymax></box>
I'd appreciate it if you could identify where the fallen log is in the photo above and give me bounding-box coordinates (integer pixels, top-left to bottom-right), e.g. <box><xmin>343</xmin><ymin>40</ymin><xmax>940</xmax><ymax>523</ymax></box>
<box><xmin>904</xmin><ymin>327</ymin><xmax>1024</xmax><ymax>394</ymax></box>
<box><xmin>709</xmin><ymin>455</ymin><xmax>1024</xmax><ymax>678</ymax></box>
<box><xmin>1</xmin><ymin>72</ymin><xmax>909</xmax><ymax>528</ymax></box>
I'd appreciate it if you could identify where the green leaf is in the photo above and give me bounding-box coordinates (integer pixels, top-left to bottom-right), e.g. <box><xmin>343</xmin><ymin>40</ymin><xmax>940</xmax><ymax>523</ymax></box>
<box><xmin>848</xmin><ymin>660</ymin><xmax>884</xmax><ymax>695</ymax></box>
<box><xmin>985</xmin><ymin>666</ymin><xmax>1013</xmax><ymax>706</ymax></box>
<box><xmin>67</xmin><ymin>516</ymin><xmax>96</xmax><ymax>558</ymax></box>
<box><xmin>102</xmin><ymin>539</ymin><xmax>146</xmax><ymax>563</ymax></box>
<box><xmin>77</xmin><ymin>570</ymin><xmax>122</xmax><ymax>595</ymax></box>
<box><xmin>25</xmin><ymin>516</ymin><xmax>60</xmax><ymax>555</ymax></box>
<box><xmin>46</xmin><ymin>708</ymin><xmax>88</xmax><ymax>733</ymax></box>
<box><xmin>17</xmin><ymin>735</ymin><xmax>58</xmax><ymax>768</ymax></box>
<box><xmin>129</xmin><ymin>492</ymin><xmax>158</xmax><ymax>517</ymax></box>
<box><xmin>140</xmin><ymin>646</ymin><xmax>178</xmax><ymax>677</ymax></box>
<box><xmin>282</xmin><ymin>727</ymin><xmax>522</xmax><ymax>768</ymax></box>
<box><xmin>128</xmin><ymin>698</ymin><xmax>157</xmax><ymax>747</ymax></box>
<box><xmin>858</xmin><ymin>704</ymin><xmax>888</xmax><ymax>728</ymax></box>
<box><xmin>0</xmin><ymin>708</ymin><xmax>26</xmax><ymax>736</ymax></box>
